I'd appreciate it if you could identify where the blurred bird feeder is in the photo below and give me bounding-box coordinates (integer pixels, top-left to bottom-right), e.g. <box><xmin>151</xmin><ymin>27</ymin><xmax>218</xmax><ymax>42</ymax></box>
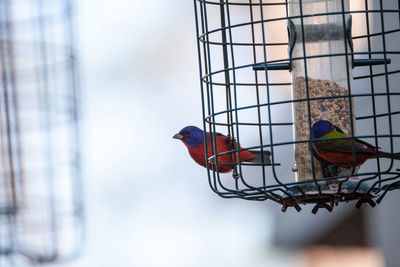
<box><xmin>0</xmin><ymin>0</ymin><xmax>84</xmax><ymax>265</ymax></box>
<box><xmin>193</xmin><ymin>0</ymin><xmax>400</xmax><ymax>213</ymax></box>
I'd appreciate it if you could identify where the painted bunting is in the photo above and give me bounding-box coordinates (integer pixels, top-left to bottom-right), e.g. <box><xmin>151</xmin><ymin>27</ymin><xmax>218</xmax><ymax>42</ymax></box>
<box><xmin>310</xmin><ymin>123</ymin><xmax>348</xmax><ymax>177</ymax></box>
<box><xmin>311</xmin><ymin>120</ymin><xmax>400</xmax><ymax>168</ymax></box>
<box><xmin>173</xmin><ymin>126</ymin><xmax>271</xmax><ymax>173</ymax></box>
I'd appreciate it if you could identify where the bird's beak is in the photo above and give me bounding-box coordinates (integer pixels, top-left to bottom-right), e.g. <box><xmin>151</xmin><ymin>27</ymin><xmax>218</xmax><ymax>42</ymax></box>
<box><xmin>173</xmin><ymin>133</ymin><xmax>183</xmax><ymax>140</ymax></box>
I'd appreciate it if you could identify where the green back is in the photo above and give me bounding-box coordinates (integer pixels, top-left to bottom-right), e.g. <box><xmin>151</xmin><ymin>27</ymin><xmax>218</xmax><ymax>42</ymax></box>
<box><xmin>320</xmin><ymin>131</ymin><xmax>348</xmax><ymax>150</ymax></box>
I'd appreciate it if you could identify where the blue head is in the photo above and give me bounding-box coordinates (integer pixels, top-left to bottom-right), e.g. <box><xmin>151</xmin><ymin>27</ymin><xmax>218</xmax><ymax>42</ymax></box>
<box><xmin>173</xmin><ymin>126</ymin><xmax>204</xmax><ymax>148</ymax></box>
<box><xmin>311</xmin><ymin>120</ymin><xmax>333</xmax><ymax>139</ymax></box>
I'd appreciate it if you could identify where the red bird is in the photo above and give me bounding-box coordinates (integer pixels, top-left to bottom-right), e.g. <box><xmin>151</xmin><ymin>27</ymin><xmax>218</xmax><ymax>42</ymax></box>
<box><xmin>173</xmin><ymin>126</ymin><xmax>271</xmax><ymax>173</ymax></box>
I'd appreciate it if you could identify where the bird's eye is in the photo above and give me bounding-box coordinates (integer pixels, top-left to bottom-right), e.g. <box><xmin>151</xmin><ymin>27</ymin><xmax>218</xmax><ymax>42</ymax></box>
<box><xmin>185</xmin><ymin>132</ymin><xmax>191</xmax><ymax>136</ymax></box>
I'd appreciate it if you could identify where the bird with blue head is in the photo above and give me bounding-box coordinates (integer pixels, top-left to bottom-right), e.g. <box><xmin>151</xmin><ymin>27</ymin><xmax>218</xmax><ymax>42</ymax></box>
<box><xmin>173</xmin><ymin>126</ymin><xmax>204</xmax><ymax>149</ymax></box>
<box><xmin>311</xmin><ymin>119</ymin><xmax>400</xmax><ymax>168</ymax></box>
<box><xmin>173</xmin><ymin>126</ymin><xmax>271</xmax><ymax>173</ymax></box>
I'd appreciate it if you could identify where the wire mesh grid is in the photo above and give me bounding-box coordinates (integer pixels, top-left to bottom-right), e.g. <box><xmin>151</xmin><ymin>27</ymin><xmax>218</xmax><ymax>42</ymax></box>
<box><xmin>0</xmin><ymin>0</ymin><xmax>83</xmax><ymax>265</ymax></box>
<box><xmin>193</xmin><ymin>0</ymin><xmax>400</xmax><ymax>213</ymax></box>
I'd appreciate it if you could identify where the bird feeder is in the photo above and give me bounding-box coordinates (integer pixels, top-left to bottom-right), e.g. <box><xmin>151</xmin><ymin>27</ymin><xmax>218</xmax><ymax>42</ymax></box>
<box><xmin>193</xmin><ymin>0</ymin><xmax>400</xmax><ymax>213</ymax></box>
<box><xmin>288</xmin><ymin>0</ymin><xmax>356</xmax><ymax>182</ymax></box>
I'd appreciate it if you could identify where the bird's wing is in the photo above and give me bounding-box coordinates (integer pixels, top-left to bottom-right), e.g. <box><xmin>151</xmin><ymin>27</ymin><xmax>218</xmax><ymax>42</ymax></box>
<box><xmin>332</xmin><ymin>125</ymin><xmax>379</xmax><ymax>150</ymax></box>
<box><xmin>206</xmin><ymin>132</ymin><xmax>225</xmax><ymax>142</ymax></box>
<box><xmin>353</xmin><ymin>138</ymin><xmax>379</xmax><ymax>150</ymax></box>
<box><xmin>206</xmin><ymin>132</ymin><xmax>236</xmax><ymax>151</ymax></box>
<box><xmin>315</xmin><ymin>138</ymin><xmax>376</xmax><ymax>155</ymax></box>
<box><xmin>208</xmin><ymin>132</ymin><xmax>239</xmax><ymax>146</ymax></box>
<box><xmin>332</xmin><ymin>125</ymin><xmax>345</xmax><ymax>134</ymax></box>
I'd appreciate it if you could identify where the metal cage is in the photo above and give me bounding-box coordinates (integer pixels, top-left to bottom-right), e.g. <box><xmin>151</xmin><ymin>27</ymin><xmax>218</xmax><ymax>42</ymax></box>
<box><xmin>193</xmin><ymin>0</ymin><xmax>400</xmax><ymax>213</ymax></box>
<box><xmin>0</xmin><ymin>0</ymin><xmax>84</xmax><ymax>265</ymax></box>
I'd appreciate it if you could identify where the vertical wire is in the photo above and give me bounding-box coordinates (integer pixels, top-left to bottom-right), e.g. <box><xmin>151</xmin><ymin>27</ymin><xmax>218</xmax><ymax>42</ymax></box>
<box><xmin>340</xmin><ymin>0</ymin><xmax>357</xmax><ymax>190</ymax></box>
<box><xmin>0</xmin><ymin>0</ymin><xmax>17</xmax><ymax>263</ymax></box>
<box><xmin>218</xmin><ymin>0</ymin><xmax>232</xmax><ymax>136</ymax></box>
<box><xmin>259</xmin><ymin>0</ymin><xmax>288</xmax><ymax>190</ymax></box>
<box><xmin>326</xmin><ymin>0</ymin><xmax>334</xmax><ymax>80</ymax></box>
<box><xmin>224</xmin><ymin>0</ymin><xmax>243</xmax><ymax>191</ymax></box>
<box><xmin>201</xmin><ymin>0</ymin><xmax>232</xmax><ymax>195</ymax></box>
<box><xmin>36</xmin><ymin>0</ymin><xmax>58</xmax><ymax>260</ymax></box>
<box><xmin>219</xmin><ymin>1</ymin><xmax>233</xmax><ymax>141</ymax></box>
<box><xmin>0</xmin><ymin>0</ymin><xmax>17</xmax><ymax>217</ymax></box>
<box><xmin>7</xmin><ymin>0</ymin><xmax>23</xmax><ymax>215</ymax></box>
<box><xmin>197</xmin><ymin>1</ymin><xmax>217</xmax><ymax>193</ymax></box>
<box><xmin>201</xmin><ymin>0</ymin><xmax>221</xmax><ymax>192</ymax></box>
<box><xmin>219</xmin><ymin>0</ymin><xmax>238</xmax><ymax>190</ymax></box>
<box><xmin>379</xmin><ymin>0</ymin><xmax>395</xmax><ymax>171</ymax></box>
<box><xmin>398</xmin><ymin>0</ymin><xmax>400</xmax><ymax>27</ymax></box>
<box><xmin>198</xmin><ymin>2</ymin><xmax>216</xmax><ymax>193</ymax></box>
<box><xmin>285</xmin><ymin>0</ymin><xmax>296</xmax><ymax>192</ymax></box>
<box><xmin>285</xmin><ymin>0</ymin><xmax>289</xmax><ymax>18</ymax></box>
<box><xmin>4</xmin><ymin>1</ymin><xmax>21</xmax><ymax>262</ymax></box>
<box><xmin>249</xmin><ymin>0</ymin><xmax>267</xmax><ymax>189</ymax></box>
<box><xmin>364</xmin><ymin>0</ymin><xmax>382</xmax><ymax>185</ymax></box>
<box><xmin>225</xmin><ymin>0</ymin><xmax>259</xmax><ymax>195</ymax></box>
<box><xmin>226</xmin><ymin>2</ymin><xmax>270</xmax><ymax>201</ymax></box>
<box><xmin>226</xmin><ymin>1</ymin><xmax>270</xmax><ymax>198</ymax></box>
<box><xmin>399</xmin><ymin>0</ymin><xmax>400</xmax><ymax>26</ymax></box>
<box><xmin>194</xmin><ymin>0</ymin><xmax>217</xmax><ymax>195</ymax></box>
<box><xmin>285</xmin><ymin>0</ymin><xmax>295</xmax><ymax>190</ymax></box>
<box><xmin>64</xmin><ymin>0</ymin><xmax>85</xmax><ymax>257</ymax></box>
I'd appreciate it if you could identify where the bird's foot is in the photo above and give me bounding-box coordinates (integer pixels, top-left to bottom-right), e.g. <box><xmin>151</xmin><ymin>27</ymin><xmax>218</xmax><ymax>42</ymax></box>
<box><xmin>232</xmin><ymin>168</ymin><xmax>239</xmax><ymax>179</ymax></box>
<box><xmin>226</xmin><ymin>135</ymin><xmax>237</xmax><ymax>148</ymax></box>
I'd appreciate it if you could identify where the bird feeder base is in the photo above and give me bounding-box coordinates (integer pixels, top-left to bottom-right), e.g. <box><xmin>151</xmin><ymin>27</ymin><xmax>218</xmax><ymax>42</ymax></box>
<box><xmin>281</xmin><ymin>179</ymin><xmax>377</xmax><ymax>214</ymax></box>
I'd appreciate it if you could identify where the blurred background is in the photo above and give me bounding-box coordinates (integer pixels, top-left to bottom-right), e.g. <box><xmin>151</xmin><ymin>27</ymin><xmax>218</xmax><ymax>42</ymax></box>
<box><xmin>1</xmin><ymin>0</ymin><xmax>400</xmax><ymax>266</ymax></box>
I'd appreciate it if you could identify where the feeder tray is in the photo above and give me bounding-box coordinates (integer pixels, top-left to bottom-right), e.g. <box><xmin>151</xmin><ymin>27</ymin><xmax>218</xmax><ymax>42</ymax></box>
<box><xmin>282</xmin><ymin>179</ymin><xmax>377</xmax><ymax>214</ymax></box>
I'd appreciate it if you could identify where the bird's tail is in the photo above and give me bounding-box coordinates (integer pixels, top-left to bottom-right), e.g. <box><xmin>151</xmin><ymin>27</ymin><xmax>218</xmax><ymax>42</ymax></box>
<box><xmin>375</xmin><ymin>151</ymin><xmax>400</xmax><ymax>160</ymax></box>
<box><xmin>247</xmin><ymin>150</ymin><xmax>272</xmax><ymax>164</ymax></box>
